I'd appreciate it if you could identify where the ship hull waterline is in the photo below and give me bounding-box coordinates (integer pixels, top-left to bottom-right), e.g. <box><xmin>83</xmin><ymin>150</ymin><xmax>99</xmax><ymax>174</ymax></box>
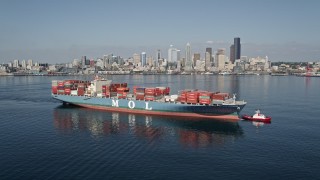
<box><xmin>53</xmin><ymin>95</ymin><xmax>245</xmax><ymax>122</ymax></box>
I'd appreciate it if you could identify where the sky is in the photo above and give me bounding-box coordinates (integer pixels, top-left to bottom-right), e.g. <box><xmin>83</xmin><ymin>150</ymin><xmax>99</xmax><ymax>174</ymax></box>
<box><xmin>1</xmin><ymin>0</ymin><xmax>320</xmax><ymax>63</ymax></box>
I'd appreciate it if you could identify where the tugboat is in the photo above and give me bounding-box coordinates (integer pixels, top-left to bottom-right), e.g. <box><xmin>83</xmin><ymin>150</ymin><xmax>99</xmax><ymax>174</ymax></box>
<box><xmin>242</xmin><ymin>109</ymin><xmax>271</xmax><ymax>123</ymax></box>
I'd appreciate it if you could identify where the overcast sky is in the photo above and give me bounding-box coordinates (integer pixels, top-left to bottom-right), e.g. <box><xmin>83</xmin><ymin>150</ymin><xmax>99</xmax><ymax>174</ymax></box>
<box><xmin>1</xmin><ymin>0</ymin><xmax>320</xmax><ymax>63</ymax></box>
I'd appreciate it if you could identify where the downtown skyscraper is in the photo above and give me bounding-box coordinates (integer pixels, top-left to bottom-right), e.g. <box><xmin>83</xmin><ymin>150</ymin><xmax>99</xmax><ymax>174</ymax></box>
<box><xmin>185</xmin><ymin>43</ymin><xmax>192</xmax><ymax>71</ymax></box>
<box><xmin>168</xmin><ymin>45</ymin><xmax>180</xmax><ymax>63</ymax></box>
<box><xmin>234</xmin><ymin>37</ymin><xmax>241</xmax><ymax>60</ymax></box>
<box><xmin>230</xmin><ymin>37</ymin><xmax>241</xmax><ymax>64</ymax></box>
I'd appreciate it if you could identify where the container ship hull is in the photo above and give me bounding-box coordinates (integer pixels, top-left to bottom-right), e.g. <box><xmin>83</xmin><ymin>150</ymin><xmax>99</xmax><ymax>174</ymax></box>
<box><xmin>52</xmin><ymin>94</ymin><xmax>246</xmax><ymax>122</ymax></box>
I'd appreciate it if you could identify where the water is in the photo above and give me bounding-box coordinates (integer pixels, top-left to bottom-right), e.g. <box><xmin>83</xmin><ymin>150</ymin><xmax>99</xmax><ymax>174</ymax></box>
<box><xmin>0</xmin><ymin>75</ymin><xmax>319</xmax><ymax>179</ymax></box>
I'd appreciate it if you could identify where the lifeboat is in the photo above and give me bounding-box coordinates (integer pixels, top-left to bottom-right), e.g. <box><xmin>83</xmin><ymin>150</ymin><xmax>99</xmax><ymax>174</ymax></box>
<box><xmin>242</xmin><ymin>110</ymin><xmax>271</xmax><ymax>123</ymax></box>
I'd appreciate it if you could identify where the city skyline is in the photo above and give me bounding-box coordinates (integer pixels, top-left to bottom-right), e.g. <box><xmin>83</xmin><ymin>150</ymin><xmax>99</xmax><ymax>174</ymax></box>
<box><xmin>1</xmin><ymin>0</ymin><xmax>320</xmax><ymax>63</ymax></box>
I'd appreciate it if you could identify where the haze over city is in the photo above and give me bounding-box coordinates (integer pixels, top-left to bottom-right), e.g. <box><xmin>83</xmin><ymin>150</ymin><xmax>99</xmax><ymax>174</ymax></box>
<box><xmin>1</xmin><ymin>0</ymin><xmax>320</xmax><ymax>63</ymax></box>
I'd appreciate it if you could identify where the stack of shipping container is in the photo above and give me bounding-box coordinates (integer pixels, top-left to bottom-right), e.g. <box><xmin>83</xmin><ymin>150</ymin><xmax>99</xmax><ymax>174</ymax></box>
<box><xmin>102</xmin><ymin>84</ymin><xmax>117</xmax><ymax>97</ymax></box>
<box><xmin>144</xmin><ymin>87</ymin><xmax>161</xmax><ymax>101</ymax></box>
<box><xmin>52</xmin><ymin>80</ymin><xmax>90</xmax><ymax>96</ymax></box>
<box><xmin>198</xmin><ymin>91</ymin><xmax>213</xmax><ymax>105</ymax></box>
<box><xmin>117</xmin><ymin>87</ymin><xmax>130</xmax><ymax>99</ymax></box>
<box><xmin>135</xmin><ymin>87</ymin><xmax>145</xmax><ymax>100</ymax></box>
<box><xmin>178</xmin><ymin>90</ymin><xmax>231</xmax><ymax>105</ymax></box>
<box><xmin>77</xmin><ymin>83</ymin><xmax>86</xmax><ymax>96</ymax></box>
<box><xmin>57</xmin><ymin>80</ymin><xmax>65</xmax><ymax>95</ymax></box>
<box><xmin>52</xmin><ymin>80</ymin><xmax>58</xmax><ymax>94</ymax></box>
<box><xmin>133</xmin><ymin>86</ymin><xmax>170</xmax><ymax>101</ymax></box>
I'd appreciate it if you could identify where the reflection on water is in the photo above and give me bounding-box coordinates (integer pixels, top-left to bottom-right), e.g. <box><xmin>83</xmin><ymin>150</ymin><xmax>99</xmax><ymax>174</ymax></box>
<box><xmin>53</xmin><ymin>106</ymin><xmax>243</xmax><ymax>147</ymax></box>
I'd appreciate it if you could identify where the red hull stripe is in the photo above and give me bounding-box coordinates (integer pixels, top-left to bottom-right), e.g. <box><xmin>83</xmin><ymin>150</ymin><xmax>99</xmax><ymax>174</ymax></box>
<box><xmin>74</xmin><ymin>103</ymin><xmax>239</xmax><ymax>122</ymax></box>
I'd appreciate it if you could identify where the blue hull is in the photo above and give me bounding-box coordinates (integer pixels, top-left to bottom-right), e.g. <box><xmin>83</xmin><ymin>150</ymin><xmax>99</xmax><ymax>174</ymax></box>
<box><xmin>52</xmin><ymin>94</ymin><xmax>246</xmax><ymax>121</ymax></box>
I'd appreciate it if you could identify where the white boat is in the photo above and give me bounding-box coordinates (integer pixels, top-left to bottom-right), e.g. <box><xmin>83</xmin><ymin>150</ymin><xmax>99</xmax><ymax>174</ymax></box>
<box><xmin>219</xmin><ymin>71</ymin><xmax>232</xmax><ymax>75</ymax></box>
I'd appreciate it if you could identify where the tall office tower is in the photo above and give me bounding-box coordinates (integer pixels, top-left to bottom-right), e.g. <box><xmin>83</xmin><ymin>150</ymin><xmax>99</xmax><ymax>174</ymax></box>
<box><xmin>133</xmin><ymin>53</ymin><xmax>141</xmax><ymax>66</ymax></box>
<box><xmin>168</xmin><ymin>45</ymin><xmax>180</xmax><ymax>63</ymax></box>
<box><xmin>103</xmin><ymin>55</ymin><xmax>108</xmax><ymax>67</ymax></box>
<box><xmin>234</xmin><ymin>37</ymin><xmax>241</xmax><ymax>60</ymax></box>
<box><xmin>168</xmin><ymin>45</ymin><xmax>174</xmax><ymax>62</ymax></box>
<box><xmin>85</xmin><ymin>59</ymin><xmax>90</xmax><ymax>65</ymax></box>
<box><xmin>141</xmin><ymin>52</ymin><xmax>146</xmax><ymax>67</ymax></box>
<box><xmin>157</xmin><ymin>49</ymin><xmax>161</xmax><ymax>60</ymax></box>
<box><xmin>185</xmin><ymin>43</ymin><xmax>192</xmax><ymax>71</ymax></box>
<box><xmin>81</xmin><ymin>56</ymin><xmax>87</xmax><ymax>68</ymax></box>
<box><xmin>216</xmin><ymin>49</ymin><xmax>226</xmax><ymax>71</ymax></box>
<box><xmin>155</xmin><ymin>49</ymin><xmax>161</xmax><ymax>67</ymax></box>
<box><xmin>230</xmin><ymin>44</ymin><xmax>235</xmax><ymax>64</ymax></box>
<box><xmin>27</xmin><ymin>59</ymin><xmax>33</xmax><ymax>67</ymax></box>
<box><xmin>21</xmin><ymin>60</ymin><xmax>26</xmax><ymax>69</ymax></box>
<box><xmin>206</xmin><ymin>47</ymin><xmax>212</xmax><ymax>62</ymax></box>
<box><xmin>147</xmin><ymin>56</ymin><xmax>154</xmax><ymax>66</ymax></box>
<box><xmin>13</xmin><ymin>59</ymin><xmax>19</xmax><ymax>68</ymax></box>
<box><xmin>205</xmin><ymin>52</ymin><xmax>211</xmax><ymax>71</ymax></box>
<box><xmin>193</xmin><ymin>53</ymin><xmax>200</xmax><ymax>65</ymax></box>
<box><xmin>81</xmin><ymin>56</ymin><xmax>86</xmax><ymax>66</ymax></box>
<box><xmin>89</xmin><ymin>59</ymin><xmax>95</xmax><ymax>67</ymax></box>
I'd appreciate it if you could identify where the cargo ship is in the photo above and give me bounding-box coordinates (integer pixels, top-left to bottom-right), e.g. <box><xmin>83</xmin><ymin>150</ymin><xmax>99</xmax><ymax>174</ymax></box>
<box><xmin>51</xmin><ymin>76</ymin><xmax>247</xmax><ymax>122</ymax></box>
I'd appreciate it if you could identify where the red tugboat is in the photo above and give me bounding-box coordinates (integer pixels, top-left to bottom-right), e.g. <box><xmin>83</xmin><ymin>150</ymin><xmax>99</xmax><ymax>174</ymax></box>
<box><xmin>242</xmin><ymin>110</ymin><xmax>271</xmax><ymax>123</ymax></box>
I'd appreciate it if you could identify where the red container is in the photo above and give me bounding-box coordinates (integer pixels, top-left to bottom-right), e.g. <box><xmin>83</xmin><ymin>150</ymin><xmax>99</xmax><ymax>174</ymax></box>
<box><xmin>179</xmin><ymin>97</ymin><xmax>187</xmax><ymax>103</ymax></box>
<box><xmin>133</xmin><ymin>86</ymin><xmax>139</xmax><ymax>94</ymax></box>
<box><xmin>58</xmin><ymin>80</ymin><xmax>64</xmax><ymax>86</ymax></box>
<box><xmin>145</xmin><ymin>95</ymin><xmax>156</xmax><ymax>101</ymax></box>
<box><xmin>52</xmin><ymin>86</ymin><xmax>58</xmax><ymax>94</ymax></box>
<box><xmin>165</xmin><ymin>87</ymin><xmax>170</xmax><ymax>95</ymax></box>
<box><xmin>187</xmin><ymin>91</ymin><xmax>199</xmax><ymax>97</ymax></box>
<box><xmin>187</xmin><ymin>99</ymin><xmax>198</xmax><ymax>104</ymax></box>
<box><xmin>136</xmin><ymin>95</ymin><xmax>145</xmax><ymax>100</ymax></box>
<box><xmin>117</xmin><ymin>87</ymin><xmax>129</xmax><ymax>92</ymax></box>
<box><xmin>77</xmin><ymin>89</ymin><xmax>85</xmax><ymax>96</ymax></box>
<box><xmin>104</xmin><ymin>92</ymin><xmax>111</xmax><ymax>97</ymax></box>
<box><xmin>102</xmin><ymin>85</ymin><xmax>109</xmax><ymax>93</ymax></box>
<box><xmin>212</xmin><ymin>93</ymin><xmax>229</xmax><ymax>100</ymax></box>
<box><xmin>145</xmin><ymin>88</ymin><xmax>158</xmax><ymax>96</ymax></box>
<box><xmin>199</xmin><ymin>99</ymin><xmax>211</xmax><ymax>105</ymax></box>
<box><xmin>64</xmin><ymin>88</ymin><xmax>71</xmax><ymax>95</ymax></box>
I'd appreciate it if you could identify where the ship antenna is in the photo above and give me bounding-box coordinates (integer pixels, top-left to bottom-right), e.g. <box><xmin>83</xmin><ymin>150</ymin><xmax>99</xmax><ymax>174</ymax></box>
<box><xmin>233</xmin><ymin>93</ymin><xmax>236</xmax><ymax>103</ymax></box>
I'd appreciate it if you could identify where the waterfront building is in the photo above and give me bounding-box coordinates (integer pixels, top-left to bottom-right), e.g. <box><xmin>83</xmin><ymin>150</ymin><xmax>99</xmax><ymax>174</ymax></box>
<box><xmin>249</xmin><ymin>56</ymin><xmax>271</xmax><ymax>71</ymax></box>
<box><xmin>96</xmin><ymin>59</ymin><xmax>104</xmax><ymax>68</ymax></box>
<box><xmin>185</xmin><ymin>43</ymin><xmax>193</xmax><ymax>71</ymax></box>
<box><xmin>195</xmin><ymin>60</ymin><xmax>205</xmax><ymax>72</ymax></box>
<box><xmin>72</xmin><ymin>59</ymin><xmax>80</xmax><ymax>67</ymax></box>
<box><xmin>177</xmin><ymin>60</ymin><xmax>181</xmax><ymax>71</ymax></box>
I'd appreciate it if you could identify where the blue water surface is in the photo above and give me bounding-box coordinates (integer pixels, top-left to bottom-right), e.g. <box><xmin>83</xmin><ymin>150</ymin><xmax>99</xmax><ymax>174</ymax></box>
<box><xmin>0</xmin><ymin>75</ymin><xmax>319</xmax><ymax>180</ymax></box>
